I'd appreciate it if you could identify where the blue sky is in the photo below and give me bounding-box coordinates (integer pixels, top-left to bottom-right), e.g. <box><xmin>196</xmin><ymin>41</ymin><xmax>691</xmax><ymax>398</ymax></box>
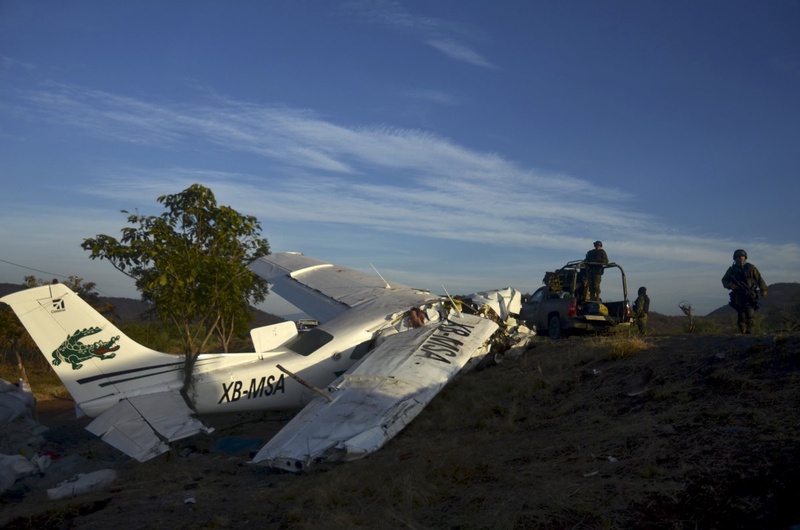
<box><xmin>1</xmin><ymin>1</ymin><xmax>798</xmax><ymax>317</ymax></box>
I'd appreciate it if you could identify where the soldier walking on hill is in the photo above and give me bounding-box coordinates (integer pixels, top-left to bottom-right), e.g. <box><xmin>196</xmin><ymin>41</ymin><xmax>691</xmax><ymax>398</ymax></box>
<box><xmin>584</xmin><ymin>240</ymin><xmax>609</xmax><ymax>301</ymax></box>
<box><xmin>633</xmin><ymin>286</ymin><xmax>650</xmax><ymax>334</ymax></box>
<box><xmin>721</xmin><ymin>249</ymin><xmax>767</xmax><ymax>334</ymax></box>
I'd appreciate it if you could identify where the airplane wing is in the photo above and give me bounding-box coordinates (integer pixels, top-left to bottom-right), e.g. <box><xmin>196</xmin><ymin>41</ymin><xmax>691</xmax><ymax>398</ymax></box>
<box><xmin>250</xmin><ymin>252</ymin><xmax>433</xmax><ymax>323</ymax></box>
<box><xmin>85</xmin><ymin>391</ymin><xmax>213</xmax><ymax>462</ymax></box>
<box><xmin>250</xmin><ymin>312</ymin><xmax>498</xmax><ymax>472</ymax></box>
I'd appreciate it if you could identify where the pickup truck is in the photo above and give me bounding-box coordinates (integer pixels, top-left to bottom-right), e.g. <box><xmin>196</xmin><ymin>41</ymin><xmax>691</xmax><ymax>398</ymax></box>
<box><xmin>519</xmin><ymin>260</ymin><xmax>633</xmax><ymax>339</ymax></box>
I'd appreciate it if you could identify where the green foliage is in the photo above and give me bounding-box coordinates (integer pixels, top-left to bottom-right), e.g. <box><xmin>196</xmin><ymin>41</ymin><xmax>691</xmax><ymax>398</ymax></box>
<box><xmin>22</xmin><ymin>275</ymin><xmax>118</xmax><ymax>321</ymax></box>
<box><xmin>0</xmin><ymin>304</ymin><xmax>29</xmax><ymax>351</ymax></box>
<box><xmin>691</xmin><ymin>316</ymin><xmax>725</xmax><ymax>334</ymax></box>
<box><xmin>81</xmin><ymin>183</ymin><xmax>270</xmax><ymax>356</ymax></box>
<box><xmin>22</xmin><ymin>275</ymin><xmax>97</xmax><ymax>299</ymax></box>
<box><xmin>122</xmin><ymin>321</ymin><xmax>186</xmax><ymax>353</ymax></box>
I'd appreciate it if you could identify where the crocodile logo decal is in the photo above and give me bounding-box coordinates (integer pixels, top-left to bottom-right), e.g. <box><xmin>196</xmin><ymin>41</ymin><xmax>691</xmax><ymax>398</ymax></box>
<box><xmin>52</xmin><ymin>327</ymin><xmax>120</xmax><ymax>370</ymax></box>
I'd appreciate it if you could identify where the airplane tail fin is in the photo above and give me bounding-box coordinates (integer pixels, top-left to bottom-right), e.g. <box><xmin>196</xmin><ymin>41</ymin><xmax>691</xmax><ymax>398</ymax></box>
<box><xmin>1</xmin><ymin>284</ymin><xmax>184</xmax><ymax>413</ymax></box>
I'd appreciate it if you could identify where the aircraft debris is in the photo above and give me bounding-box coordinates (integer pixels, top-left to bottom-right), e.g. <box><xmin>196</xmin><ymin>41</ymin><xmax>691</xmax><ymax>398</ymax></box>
<box><xmin>1</xmin><ymin>252</ymin><xmax>536</xmax><ymax>473</ymax></box>
<box><xmin>46</xmin><ymin>469</ymin><xmax>118</xmax><ymax>500</ymax></box>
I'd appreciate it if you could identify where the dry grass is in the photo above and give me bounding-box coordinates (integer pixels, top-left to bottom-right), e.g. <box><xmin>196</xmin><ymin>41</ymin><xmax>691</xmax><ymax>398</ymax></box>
<box><xmin>3</xmin><ymin>332</ymin><xmax>800</xmax><ymax>529</ymax></box>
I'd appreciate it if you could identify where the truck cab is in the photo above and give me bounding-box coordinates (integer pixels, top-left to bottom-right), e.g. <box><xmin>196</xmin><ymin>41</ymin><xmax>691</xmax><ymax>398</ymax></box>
<box><xmin>520</xmin><ymin>260</ymin><xmax>633</xmax><ymax>339</ymax></box>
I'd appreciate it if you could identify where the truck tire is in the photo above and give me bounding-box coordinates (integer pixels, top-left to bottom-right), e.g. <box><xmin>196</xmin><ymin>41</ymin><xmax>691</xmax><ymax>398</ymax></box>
<box><xmin>548</xmin><ymin>315</ymin><xmax>563</xmax><ymax>340</ymax></box>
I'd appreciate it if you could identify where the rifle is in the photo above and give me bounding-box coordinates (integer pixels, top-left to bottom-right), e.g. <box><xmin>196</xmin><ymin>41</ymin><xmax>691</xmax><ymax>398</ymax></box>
<box><xmin>728</xmin><ymin>276</ymin><xmax>760</xmax><ymax>309</ymax></box>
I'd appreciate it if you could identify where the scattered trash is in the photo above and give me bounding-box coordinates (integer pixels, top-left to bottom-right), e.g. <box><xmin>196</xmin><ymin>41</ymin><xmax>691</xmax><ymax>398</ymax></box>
<box><xmin>46</xmin><ymin>469</ymin><xmax>118</xmax><ymax>500</ymax></box>
<box><xmin>0</xmin><ymin>378</ymin><xmax>51</xmax><ymax>494</ymax></box>
<box><xmin>1</xmin><ymin>378</ymin><xmax>48</xmax><ymax>457</ymax></box>
<box><xmin>0</xmin><ymin>378</ymin><xmax>35</xmax><ymax>425</ymax></box>
<box><xmin>0</xmin><ymin>454</ymin><xmax>37</xmax><ymax>494</ymax></box>
<box><xmin>625</xmin><ymin>367</ymin><xmax>653</xmax><ymax>396</ymax></box>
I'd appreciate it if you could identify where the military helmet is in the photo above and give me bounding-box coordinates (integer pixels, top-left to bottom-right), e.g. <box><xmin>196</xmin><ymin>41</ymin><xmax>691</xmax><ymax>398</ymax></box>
<box><xmin>638</xmin><ymin>286</ymin><xmax>647</xmax><ymax>295</ymax></box>
<box><xmin>593</xmin><ymin>240</ymin><xmax>603</xmax><ymax>247</ymax></box>
<box><xmin>733</xmin><ymin>249</ymin><xmax>747</xmax><ymax>260</ymax></box>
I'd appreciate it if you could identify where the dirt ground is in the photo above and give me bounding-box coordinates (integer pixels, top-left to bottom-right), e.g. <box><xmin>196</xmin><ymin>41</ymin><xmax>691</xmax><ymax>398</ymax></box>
<box><xmin>2</xmin><ymin>332</ymin><xmax>800</xmax><ymax>529</ymax></box>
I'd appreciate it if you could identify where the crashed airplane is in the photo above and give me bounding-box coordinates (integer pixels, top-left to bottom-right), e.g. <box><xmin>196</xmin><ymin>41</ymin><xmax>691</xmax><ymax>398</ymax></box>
<box><xmin>1</xmin><ymin>252</ymin><xmax>528</xmax><ymax>471</ymax></box>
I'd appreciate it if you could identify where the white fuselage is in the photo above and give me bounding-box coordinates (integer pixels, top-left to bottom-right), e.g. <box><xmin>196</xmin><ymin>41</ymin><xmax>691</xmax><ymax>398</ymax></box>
<box><xmin>190</xmin><ymin>297</ymin><xmax>439</xmax><ymax>414</ymax></box>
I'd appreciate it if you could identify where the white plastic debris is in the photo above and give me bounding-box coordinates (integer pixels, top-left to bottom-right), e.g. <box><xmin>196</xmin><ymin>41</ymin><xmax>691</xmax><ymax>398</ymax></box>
<box><xmin>0</xmin><ymin>452</ymin><xmax>39</xmax><ymax>494</ymax></box>
<box><xmin>46</xmin><ymin>469</ymin><xmax>118</xmax><ymax>500</ymax></box>
<box><xmin>0</xmin><ymin>378</ymin><xmax>34</xmax><ymax>427</ymax></box>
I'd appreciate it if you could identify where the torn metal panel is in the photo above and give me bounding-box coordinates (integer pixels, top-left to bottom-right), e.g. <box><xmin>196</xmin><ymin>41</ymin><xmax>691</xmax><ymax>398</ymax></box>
<box><xmin>249</xmin><ymin>253</ymin><xmax>437</xmax><ymax>324</ymax></box>
<box><xmin>463</xmin><ymin>287</ymin><xmax>522</xmax><ymax>323</ymax></box>
<box><xmin>251</xmin><ymin>312</ymin><xmax>498</xmax><ymax>472</ymax></box>
<box><xmin>86</xmin><ymin>392</ymin><xmax>212</xmax><ymax>462</ymax></box>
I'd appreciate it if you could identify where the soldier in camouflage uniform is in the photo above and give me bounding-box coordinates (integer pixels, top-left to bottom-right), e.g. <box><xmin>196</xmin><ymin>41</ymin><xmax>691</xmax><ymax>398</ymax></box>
<box><xmin>584</xmin><ymin>240</ymin><xmax>609</xmax><ymax>301</ymax></box>
<box><xmin>633</xmin><ymin>286</ymin><xmax>650</xmax><ymax>334</ymax></box>
<box><xmin>721</xmin><ymin>249</ymin><xmax>767</xmax><ymax>334</ymax></box>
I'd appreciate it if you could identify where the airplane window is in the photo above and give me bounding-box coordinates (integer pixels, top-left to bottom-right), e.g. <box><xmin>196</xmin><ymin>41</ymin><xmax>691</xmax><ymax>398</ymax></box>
<box><xmin>284</xmin><ymin>328</ymin><xmax>334</xmax><ymax>356</ymax></box>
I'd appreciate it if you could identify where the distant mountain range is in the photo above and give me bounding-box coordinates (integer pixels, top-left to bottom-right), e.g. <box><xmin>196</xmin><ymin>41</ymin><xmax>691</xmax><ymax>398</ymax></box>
<box><xmin>3</xmin><ymin>282</ymin><xmax>797</xmax><ymax>330</ymax></box>
<box><xmin>706</xmin><ymin>282</ymin><xmax>800</xmax><ymax>317</ymax></box>
<box><xmin>0</xmin><ymin>283</ymin><xmax>285</xmax><ymax>327</ymax></box>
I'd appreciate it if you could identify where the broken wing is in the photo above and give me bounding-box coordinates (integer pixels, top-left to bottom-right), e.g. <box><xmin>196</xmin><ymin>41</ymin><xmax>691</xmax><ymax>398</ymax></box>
<box><xmin>250</xmin><ymin>312</ymin><xmax>498</xmax><ymax>472</ymax></box>
<box><xmin>86</xmin><ymin>391</ymin><xmax>213</xmax><ymax>462</ymax></box>
<box><xmin>249</xmin><ymin>252</ymin><xmax>434</xmax><ymax>323</ymax></box>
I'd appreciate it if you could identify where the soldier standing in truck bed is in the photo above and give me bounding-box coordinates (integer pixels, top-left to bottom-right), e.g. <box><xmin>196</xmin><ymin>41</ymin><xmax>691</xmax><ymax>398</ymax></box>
<box><xmin>584</xmin><ymin>240</ymin><xmax>609</xmax><ymax>301</ymax></box>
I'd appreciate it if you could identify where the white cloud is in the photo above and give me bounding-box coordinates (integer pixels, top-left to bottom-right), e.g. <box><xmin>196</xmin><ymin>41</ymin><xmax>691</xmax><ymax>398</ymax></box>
<box><xmin>342</xmin><ymin>1</ymin><xmax>494</xmax><ymax>68</ymax></box>
<box><xmin>4</xmin><ymin>83</ymin><xmax>799</xmax><ymax>315</ymax></box>
<box><xmin>426</xmin><ymin>39</ymin><xmax>495</xmax><ymax>69</ymax></box>
<box><xmin>1</xmin><ymin>55</ymin><xmax>36</xmax><ymax>72</ymax></box>
<box><xmin>14</xmin><ymin>86</ymin><xmax>796</xmax><ymax>262</ymax></box>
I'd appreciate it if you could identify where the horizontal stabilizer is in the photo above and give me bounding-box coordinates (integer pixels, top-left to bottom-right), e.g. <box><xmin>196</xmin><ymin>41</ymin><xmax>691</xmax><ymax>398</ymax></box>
<box><xmin>86</xmin><ymin>392</ymin><xmax>213</xmax><ymax>462</ymax></box>
<box><xmin>251</xmin><ymin>312</ymin><xmax>498</xmax><ymax>472</ymax></box>
<box><xmin>250</xmin><ymin>321</ymin><xmax>298</xmax><ymax>352</ymax></box>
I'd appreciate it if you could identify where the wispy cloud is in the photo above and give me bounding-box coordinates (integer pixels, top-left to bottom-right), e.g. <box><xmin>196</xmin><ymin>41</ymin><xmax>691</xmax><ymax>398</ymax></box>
<box><xmin>425</xmin><ymin>39</ymin><xmax>495</xmax><ymax>69</ymax></box>
<box><xmin>1</xmin><ymin>55</ymin><xmax>36</xmax><ymax>72</ymax></box>
<box><xmin>341</xmin><ymin>0</ymin><xmax>495</xmax><ymax>68</ymax></box>
<box><xmin>9</xmin><ymin>83</ymin><xmax>800</xmax><ymax>291</ymax></box>
<box><xmin>403</xmin><ymin>89</ymin><xmax>461</xmax><ymax>106</ymax></box>
<box><xmin>4</xmin><ymin>82</ymin><xmax>799</xmax><ymax>314</ymax></box>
